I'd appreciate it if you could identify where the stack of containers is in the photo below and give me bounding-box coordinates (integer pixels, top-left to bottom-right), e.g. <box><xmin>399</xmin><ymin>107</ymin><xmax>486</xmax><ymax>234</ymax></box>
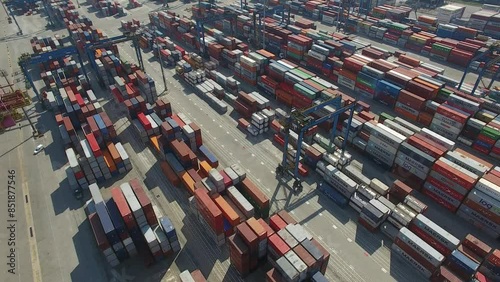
<box><xmin>366</xmin><ymin>123</ymin><xmax>406</xmax><ymax>169</ymax></box>
<box><xmin>66</xmin><ymin>147</ymin><xmax>90</xmax><ymax>189</ymax></box>
<box><xmin>286</xmin><ymin>35</ymin><xmax>312</xmax><ymax>62</ymax></box>
<box><xmin>430</xmin><ymin>104</ymin><xmax>470</xmax><ymax>141</ymax></box>
<box><xmin>228</xmin><ymin>186</ymin><xmax>255</xmax><ymax>219</ymax></box>
<box><xmin>159</xmin><ymin>216</ymin><xmax>181</xmax><ymax>253</ymax></box>
<box><xmin>236</xmin><ymin>177</ymin><xmax>270</xmax><ymax>219</ymax></box>
<box><xmin>88</xmin><ymin>183</ymin><xmax>121</xmax><ymax>266</ymax></box>
<box><xmin>194</xmin><ymin>188</ymin><xmax>225</xmax><ymax>246</ymax></box>
<box><xmin>321</xmin><ymin>164</ymin><xmax>358</xmax><ymax>203</ymax></box>
<box><xmin>432</xmin><ymin>234</ymin><xmax>491</xmax><ymax>280</ymax></box>
<box><xmin>480</xmin><ymin>249</ymin><xmax>500</xmax><ymax>280</ymax></box>
<box><xmin>408</xmin><ymin>214</ymin><xmax>460</xmax><ymax>256</ymax></box>
<box><xmin>135</xmin><ymin>70</ymin><xmax>157</xmax><ymax>103</ymax></box>
<box><xmin>473</xmin><ymin>117</ymin><xmax>500</xmax><ymax>156</ymax></box>
<box><xmin>423</xmin><ymin>156</ymin><xmax>479</xmax><ymax>213</ymax></box>
<box><xmin>236</xmin><ymin>55</ymin><xmax>258</xmax><ymax>86</ymax></box>
<box><xmin>458</xmin><ymin>170</ymin><xmax>500</xmax><ymax>238</ymax></box>
<box><xmin>110</xmin><ymin>188</ymin><xmax>138</xmax><ymax>256</ymax></box>
<box><xmin>393</xmin><ymin>227</ymin><xmax>445</xmax><ymax>279</ymax></box>
<box><xmin>358</xmin><ymin>198</ymin><xmax>391</xmax><ymax>232</ymax></box>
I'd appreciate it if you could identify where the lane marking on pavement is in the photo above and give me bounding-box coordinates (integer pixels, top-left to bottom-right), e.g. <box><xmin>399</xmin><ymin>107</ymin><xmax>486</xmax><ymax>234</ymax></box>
<box><xmin>251</xmin><ymin>153</ymin><xmax>255</xmax><ymax>157</ymax></box>
<box><xmin>332</xmin><ymin>224</ymin><xmax>338</xmax><ymax>229</ymax></box>
<box><xmin>319</xmin><ymin>213</ymin><xmax>323</xmax><ymax>216</ymax></box>
<box><xmin>260</xmin><ymin>162</ymin><xmax>264</xmax><ymax>165</ymax></box>
<box><xmin>347</xmin><ymin>238</ymin><xmax>353</xmax><ymax>243</ymax></box>
<box><xmin>17</xmin><ymin>131</ymin><xmax>42</xmax><ymax>282</ymax></box>
<box><xmin>290</xmin><ymin>210</ymin><xmax>295</xmax><ymax>214</ymax></box>
<box><xmin>306</xmin><ymin>201</ymin><xmax>310</xmax><ymax>205</ymax></box>
<box><xmin>381</xmin><ymin>268</ymin><xmax>387</xmax><ymax>273</ymax></box>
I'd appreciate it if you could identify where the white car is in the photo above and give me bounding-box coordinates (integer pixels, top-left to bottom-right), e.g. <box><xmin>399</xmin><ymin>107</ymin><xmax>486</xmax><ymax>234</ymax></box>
<box><xmin>34</xmin><ymin>144</ymin><xmax>44</xmax><ymax>155</ymax></box>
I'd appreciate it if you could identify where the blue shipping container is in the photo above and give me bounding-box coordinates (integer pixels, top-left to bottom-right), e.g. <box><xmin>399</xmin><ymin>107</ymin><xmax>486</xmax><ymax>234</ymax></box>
<box><xmin>165</xmin><ymin>153</ymin><xmax>184</xmax><ymax>173</ymax></box>
<box><xmin>95</xmin><ymin>202</ymin><xmax>120</xmax><ymax>245</ymax></box>
<box><xmin>318</xmin><ymin>182</ymin><xmax>349</xmax><ymax>208</ymax></box>
<box><xmin>376</xmin><ymin>80</ymin><xmax>401</xmax><ymax>98</ymax></box>
<box><xmin>159</xmin><ymin>216</ymin><xmax>178</xmax><ymax>240</ymax></box>
<box><xmin>166</xmin><ymin>118</ymin><xmax>180</xmax><ymax>132</ymax></box>
<box><xmin>199</xmin><ymin>145</ymin><xmax>218</xmax><ymax>165</ymax></box>
<box><xmin>449</xmin><ymin>250</ymin><xmax>479</xmax><ymax>276</ymax></box>
<box><xmin>105</xmin><ymin>198</ymin><xmax>127</xmax><ymax>237</ymax></box>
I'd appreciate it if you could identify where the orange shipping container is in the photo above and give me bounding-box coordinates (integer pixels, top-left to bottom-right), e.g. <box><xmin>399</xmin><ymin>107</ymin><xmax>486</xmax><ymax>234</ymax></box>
<box><xmin>213</xmin><ymin>195</ymin><xmax>240</xmax><ymax>227</ymax></box>
<box><xmin>180</xmin><ymin>172</ymin><xmax>196</xmax><ymax>195</ymax></box>
<box><xmin>107</xmin><ymin>142</ymin><xmax>122</xmax><ymax>163</ymax></box>
<box><xmin>103</xmin><ymin>150</ymin><xmax>117</xmax><ymax>172</ymax></box>
<box><xmin>198</xmin><ymin>161</ymin><xmax>212</xmax><ymax>178</ymax></box>
<box><xmin>223</xmin><ymin>195</ymin><xmax>247</xmax><ymax>223</ymax></box>
<box><xmin>246</xmin><ymin>217</ymin><xmax>267</xmax><ymax>241</ymax></box>
<box><xmin>150</xmin><ymin>135</ymin><xmax>160</xmax><ymax>153</ymax></box>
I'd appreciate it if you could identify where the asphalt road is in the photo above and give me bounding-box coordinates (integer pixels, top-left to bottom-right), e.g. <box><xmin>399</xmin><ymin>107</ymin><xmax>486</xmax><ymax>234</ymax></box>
<box><xmin>1</xmin><ymin>1</ymin><xmax>498</xmax><ymax>282</ymax></box>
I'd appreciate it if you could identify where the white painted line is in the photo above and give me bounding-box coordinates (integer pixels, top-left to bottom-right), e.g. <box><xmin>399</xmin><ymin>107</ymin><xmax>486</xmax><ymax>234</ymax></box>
<box><xmin>221</xmin><ymin>145</ymin><xmax>225</xmax><ymax>148</ymax></box>
<box><xmin>318</xmin><ymin>236</ymin><xmax>323</xmax><ymax>240</ymax></box>
<box><xmin>251</xmin><ymin>153</ymin><xmax>255</xmax><ymax>157</ymax></box>
<box><xmin>260</xmin><ymin>162</ymin><xmax>264</xmax><ymax>165</ymax></box>
<box><xmin>290</xmin><ymin>210</ymin><xmax>295</xmax><ymax>214</ymax></box>
<box><xmin>199</xmin><ymin>108</ymin><xmax>203</xmax><ymax>111</ymax></box>
<box><xmin>219</xmin><ymin>125</ymin><xmax>222</xmax><ymax>128</ymax></box>
<box><xmin>237</xmin><ymin>160</ymin><xmax>240</xmax><ymax>163</ymax></box>
<box><xmin>319</xmin><ymin>213</ymin><xmax>323</xmax><ymax>216</ymax></box>
<box><xmin>230</xmin><ymin>152</ymin><xmax>233</xmax><ymax>156</ymax></box>
<box><xmin>332</xmin><ymin>224</ymin><xmax>338</xmax><ymax>229</ymax></box>
<box><xmin>270</xmin><ymin>170</ymin><xmax>275</xmax><ymax>174</ymax></box>
<box><xmin>266</xmin><ymin>188</ymin><xmax>270</xmax><ymax>192</ymax></box>
<box><xmin>200</xmin><ymin>124</ymin><xmax>203</xmax><ymax>127</ymax></box>
<box><xmin>213</xmin><ymin>137</ymin><xmax>217</xmax><ymax>140</ymax></box>
<box><xmin>381</xmin><ymin>268</ymin><xmax>387</xmax><ymax>273</ymax></box>
<box><xmin>349</xmin><ymin>265</ymin><xmax>355</xmax><ymax>270</ymax></box>
<box><xmin>304</xmin><ymin>223</ymin><xmax>308</xmax><ymax>227</ymax></box>
<box><xmin>256</xmin><ymin>179</ymin><xmax>261</xmax><ymax>182</ymax></box>
<box><xmin>226</xmin><ymin>131</ymin><xmax>230</xmax><ymax>134</ymax></box>
<box><xmin>212</xmin><ymin>119</ymin><xmax>216</xmax><ymax>122</ymax></box>
<box><xmin>234</xmin><ymin>139</ymin><xmax>238</xmax><ymax>142</ymax></box>
<box><xmin>347</xmin><ymin>238</ymin><xmax>353</xmax><ymax>243</ymax></box>
<box><xmin>306</xmin><ymin>201</ymin><xmax>310</xmax><ymax>205</ymax></box>
<box><xmin>246</xmin><ymin>169</ymin><xmax>251</xmax><ymax>173</ymax></box>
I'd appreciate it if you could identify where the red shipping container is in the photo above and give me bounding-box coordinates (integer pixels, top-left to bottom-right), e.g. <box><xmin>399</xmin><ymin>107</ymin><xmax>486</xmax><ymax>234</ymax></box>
<box><xmin>257</xmin><ymin>218</ymin><xmax>275</xmax><ymax>238</ymax></box>
<box><xmin>431</xmin><ymin>266</ymin><xmax>463</xmax><ymax>282</ymax></box>
<box><xmin>137</xmin><ymin>112</ymin><xmax>152</xmax><ymax>130</ymax></box>
<box><xmin>278</xmin><ymin>210</ymin><xmax>297</xmax><ymax>225</ymax></box>
<box><xmin>391</xmin><ymin>180</ymin><xmax>414</xmax><ymax>200</ymax></box>
<box><xmin>129</xmin><ymin>179</ymin><xmax>156</xmax><ymax>226</ymax></box>
<box><xmin>421</xmin><ymin>185</ymin><xmax>459</xmax><ymax>213</ymax></box>
<box><xmin>426</xmin><ymin>176</ymin><xmax>465</xmax><ymax>201</ymax></box>
<box><xmin>398</xmin><ymin>90</ymin><xmax>426</xmax><ymax>110</ymax></box>
<box><xmin>394</xmin><ymin>237</ymin><xmax>437</xmax><ymax>271</ymax></box>
<box><xmin>409</xmin><ymin>222</ymin><xmax>451</xmax><ymax>256</ymax></box>
<box><xmin>457</xmin><ymin>245</ymin><xmax>483</xmax><ymax>264</ymax></box>
<box><xmin>407</xmin><ymin>136</ymin><xmax>445</xmax><ymax>159</ymax></box>
<box><xmin>219</xmin><ymin>169</ymin><xmax>233</xmax><ymax>188</ymax></box>
<box><xmin>111</xmin><ymin>187</ymin><xmax>136</xmax><ymax>229</ymax></box>
<box><xmin>486</xmin><ymin>249</ymin><xmax>500</xmax><ymax>267</ymax></box>
<box><xmin>268</xmin><ymin>233</ymin><xmax>290</xmax><ymax>258</ymax></box>
<box><xmin>88</xmin><ymin>213</ymin><xmax>111</xmax><ymax>251</ymax></box>
<box><xmin>436</xmin><ymin>105</ymin><xmax>468</xmax><ymax>124</ymax></box>
<box><xmin>462</xmin><ymin>198</ymin><xmax>500</xmax><ymax>225</ymax></box>
<box><xmin>269</xmin><ymin>214</ymin><xmax>287</xmax><ymax>231</ymax></box>
<box><xmin>432</xmin><ymin>160</ymin><xmax>476</xmax><ymax>190</ymax></box>
<box><xmin>462</xmin><ymin>234</ymin><xmax>492</xmax><ymax>258</ymax></box>
<box><xmin>195</xmin><ymin>188</ymin><xmax>224</xmax><ymax>235</ymax></box>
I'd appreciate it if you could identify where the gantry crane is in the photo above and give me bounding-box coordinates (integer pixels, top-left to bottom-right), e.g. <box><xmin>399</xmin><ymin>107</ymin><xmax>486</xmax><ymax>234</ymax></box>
<box><xmin>195</xmin><ymin>10</ymin><xmax>238</xmax><ymax>57</ymax></box>
<box><xmin>18</xmin><ymin>32</ymin><xmax>144</xmax><ymax>99</ymax></box>
<box><xmin>276</xmin><ymin>94</ymin><xmax>356</xmax><ymax>192</ymax></box>
<box><xmin>458</xmin><ymin>41</ymin><xmax>500</xmax><ymax>95</ymax></box>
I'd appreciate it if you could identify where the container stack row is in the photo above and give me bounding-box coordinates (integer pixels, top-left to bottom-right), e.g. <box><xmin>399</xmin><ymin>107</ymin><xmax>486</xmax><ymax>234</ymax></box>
<box><xmin>226</xmin><ymin>211</ymin><xmax>330</xmax><ymax>281</ymax></box>
<box><xmin>86</xmin><ymin>179</ymin><xmax>180</xmax><ymax>267</ymax></box>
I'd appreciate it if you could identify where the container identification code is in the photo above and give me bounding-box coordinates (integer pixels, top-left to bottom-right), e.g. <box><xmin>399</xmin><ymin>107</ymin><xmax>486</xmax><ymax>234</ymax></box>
<box><xmin>6</xmin><ymin>169</ymin><xmax>16</xmax><ymax>274</ymax></box>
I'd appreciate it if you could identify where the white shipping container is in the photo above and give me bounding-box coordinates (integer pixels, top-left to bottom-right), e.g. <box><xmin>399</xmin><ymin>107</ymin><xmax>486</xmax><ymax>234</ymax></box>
<box><xmin>227</xmin><ymin>186</ymin><xmax>254</xmax><ymax>218</ymax></box>
<box><xmin>284</xmin><ymin>250</ymin><xmax>307</xmax><ymax>281</ymax></box>
<box><xmin>397</xmin><ymin>227</ymin><xmax>445</xmax><ymax>267</ymax></box>
<box><xmin>412</xmin><ymin>214</ymin><xmax>460</xmax><ymax>251</ymax></box>
<box><xmin>384</xmin><ymin>120</ymin><xmax>415</xmax><ymax>137</ymax></box>
<box><xmin>120</xmin><ymin>183</ymin><xmax>144</xmax><ymax>219</ymax></box>
<box><xmin>445</xmin><ymin>151</ymin><xmax>488</xmax><ymax>176</ymax></box>
<box><xmin>420</xmin><ymin>128</ymin><xmax>456</xmax><ymax>150</ymax></box>
<box><xmin>370</xmin><ymin>178</ymin><xmax>389</xmax><ymax>195</ymax></box>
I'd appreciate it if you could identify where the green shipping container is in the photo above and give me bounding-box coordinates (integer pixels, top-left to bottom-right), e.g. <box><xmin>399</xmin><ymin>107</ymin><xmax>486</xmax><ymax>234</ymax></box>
<box><xmin>379</xmin><ymin>112</ymin><xmax>394</xmax><ymax>123</ymax></box>
<box><xmin>480</xmin><ymin>126</ymin><xmax>500</xmax><ymax>140</ymax></box>
<box><xmin>291</xmin><ymin>69</ymin><xmax>313</xmax><ymax>80</ymax></box>
<box><xmin>294</xmin><ymin>84</ymin><xmax>316</xmax><ymax>100</ymax></box>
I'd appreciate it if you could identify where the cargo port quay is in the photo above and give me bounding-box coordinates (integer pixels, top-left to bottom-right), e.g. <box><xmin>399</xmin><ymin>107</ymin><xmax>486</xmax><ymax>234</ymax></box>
<box><xmin>1</xmin><ymin>0</ymin><xmax>500</xmax><ymax>282</ymax></box>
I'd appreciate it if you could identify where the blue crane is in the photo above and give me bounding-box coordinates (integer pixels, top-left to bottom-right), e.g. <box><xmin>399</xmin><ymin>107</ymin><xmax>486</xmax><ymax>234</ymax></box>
<box><xmin>19</xmin><ymin>33</ymin><xmax>144</xmax><ymax>99</ymax></box>
<box><xmin>458</xmin><ymin>42</ymin><xmax>500</xmax><ymax>95</ymax></box>
<box><xmin>276</xmin><ymin>95</ymin><xmax>356</xmax><ymax>192</ymax></box>
<box><xmin>18</xmin><ymin>45</ymin><xmax>88</xmax><ymax>99</ymax></box>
